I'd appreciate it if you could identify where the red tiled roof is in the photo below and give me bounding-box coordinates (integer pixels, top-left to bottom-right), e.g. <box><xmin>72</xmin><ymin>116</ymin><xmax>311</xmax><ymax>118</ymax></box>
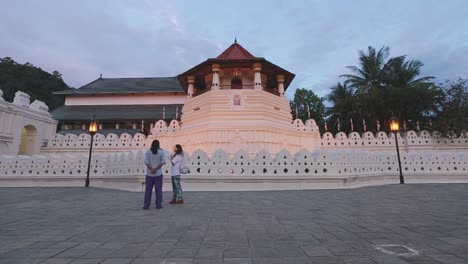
<box><xmin>216</xmin><ymin>43</ymin><xmax>256</xmax><ymax>59</ymax></box>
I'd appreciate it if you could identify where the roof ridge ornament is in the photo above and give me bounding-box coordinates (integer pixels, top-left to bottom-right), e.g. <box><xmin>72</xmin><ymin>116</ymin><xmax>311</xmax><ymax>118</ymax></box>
<box><xmin>234</xmin><ymin>37</ymin><xmax>237</xmax><ymax>43</ymax></box>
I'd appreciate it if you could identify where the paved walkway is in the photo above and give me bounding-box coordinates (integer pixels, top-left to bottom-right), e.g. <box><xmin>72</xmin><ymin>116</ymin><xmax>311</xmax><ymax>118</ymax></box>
<box><xmin>1</xmin><ymin>184</ymin><xmax>468</xmax><ymax>264</ymax></box>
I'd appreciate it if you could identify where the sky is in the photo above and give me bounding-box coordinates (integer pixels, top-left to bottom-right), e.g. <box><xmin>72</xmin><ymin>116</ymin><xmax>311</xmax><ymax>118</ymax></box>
<box><xmin>1</xmin><ymin>0</ymin><xmax>467</xmax><ymax>98</ymax></box>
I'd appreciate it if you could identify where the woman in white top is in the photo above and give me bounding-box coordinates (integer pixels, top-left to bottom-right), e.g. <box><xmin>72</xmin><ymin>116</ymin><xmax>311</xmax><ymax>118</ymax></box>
<box><xmin>169</xmin><ymin>144</ymin><xmax>184</xmax><ymax>204</ymax></box>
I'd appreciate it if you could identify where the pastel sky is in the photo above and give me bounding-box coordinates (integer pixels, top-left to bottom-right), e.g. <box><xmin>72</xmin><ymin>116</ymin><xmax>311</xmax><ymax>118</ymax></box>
<box><xmin>1</xmin><ymin>0</ymin><xmax>467</xmax><ymax>98</ymax></box>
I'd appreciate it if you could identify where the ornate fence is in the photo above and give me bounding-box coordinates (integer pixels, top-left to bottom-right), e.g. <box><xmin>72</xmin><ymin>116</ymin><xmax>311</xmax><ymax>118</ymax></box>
<box><xmin>1</xmin><ymin>148</ymin><xmax>467</xmax><ymax>190</ymax></box>
<box><xmin>44</xmin><ymin>125</ymin><xmax>468</xmax><ymax>153</ymax></box>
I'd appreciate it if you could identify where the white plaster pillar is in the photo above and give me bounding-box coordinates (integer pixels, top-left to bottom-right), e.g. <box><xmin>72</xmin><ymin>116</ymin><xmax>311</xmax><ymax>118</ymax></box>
<box><xmin>81</xmin><ymin>123</ymin><xmax>86</xmax><ymax>130</ymax></box>
<box><xmin>187</xmin><ymin>75</ymin><xmax>195</xmax><ymax>98</ymax></box>
<box><xmin>0</xmin><ymin>112</ymin><xmax>4</xmax><ymax>133</ymax></box>
<box><xmin>98</xmin><ymin>124</ymin><xmax>103</xmax><ymax>130</ymax></box>
<box><xmin>132</xmin><ymin>123</ymin><xmax>137</xmax><ymax>129</ymax></box>
<box><xmin>211</xmin><ymin>64</ymin><xmax>221</xmax><ymax>90</ymax></box>
<box><xmin>115</xmin><ymin>123</ymin><xmax>120</xmax><ymax>129</ymax></box>
<box><xmin>277</xmin><ymin>74</ymin><xmax>285</xmax><ymax>97</ymax></box>
<box><xmin>253</xmin><ymin>63</ymin><xmax>262</xmax><ymax>90</ymax></box>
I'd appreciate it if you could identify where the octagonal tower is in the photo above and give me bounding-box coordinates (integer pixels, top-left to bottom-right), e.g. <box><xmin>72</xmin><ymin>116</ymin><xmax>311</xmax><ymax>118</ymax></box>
<box><xmin>173</xmin><ymin>41</ymin><xmax>319</xmax><ymax>155</ymax></box>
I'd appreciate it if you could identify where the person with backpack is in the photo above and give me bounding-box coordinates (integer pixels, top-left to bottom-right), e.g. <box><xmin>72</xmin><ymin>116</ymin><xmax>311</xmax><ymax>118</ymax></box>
<box><xmin>143</xmin><ymin>140</ymin><xmax>165</xmax><ymax>210</ymax></box>
<box><xmin>169</xmin><ymin>144</ymin><xmax>186</xmax><ymax>204</ymax></box>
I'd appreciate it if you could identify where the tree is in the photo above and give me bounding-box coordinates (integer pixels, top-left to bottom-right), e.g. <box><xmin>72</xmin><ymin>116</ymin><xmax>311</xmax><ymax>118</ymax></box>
<box><xmin>384</xmin><ymin>56</ymin><xmax>439</xmax><ymax>128</ymax></box>
<box><xmin>433</xmin><ymin>78</ymin><xmax>468</xmax><ymax>136</ymax></box>
<box><xmin>0</xmin><ymin>57</ymin><xmax>71</xmax><ymax>109</ymax></box>
<box><xmin>336</xmin><ymin>46</ymin><xmax>437</xmax><ymax>132</ymax></box>
<box><xmin>341</xmin><ymin>46</ymin><xmax>390</xmax><ymax>90</ymax></box>
<box><xmin>325</xmin><ymin>82</ymin><xmax>358</xmax><ymax>134</ymax></box>
<box><xmin>289</xmin><ymin>88</ymin><xmax>326</xmax><ymax>130</ymax></box>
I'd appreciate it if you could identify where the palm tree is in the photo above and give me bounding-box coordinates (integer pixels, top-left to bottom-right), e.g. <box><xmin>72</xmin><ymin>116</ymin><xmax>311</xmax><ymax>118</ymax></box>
<box><xmin>338</xmin><ymin>46</ymin><xmax>436</xmax><ymax>131</ymax></box>
<box><xmin>326</xmin><ymin>82</ymin><xmax>354</xmax><ymax>115</ymax></box>
<box><xmin>326</xmin><ymin>82</ymin><xmax>357</xmax><ymax>133</ymax></box>
<box><xmin>384</xmin><ymin>57</ymin><xmax>434</xmax><ymax>87</ymax></box>
<box><xmin>384</xmin><ymin>55</ymin><xmax>436</xmax><ymax>125</ymax></box>
<box><xmin>340</xmin><ymin>46</ymin><xmax>390</xmax><ymax>90</ymax></box>
<box><xmin>339</xmin><ymin>47</ymin><xmax>393</xmax><ymax>128</ymax></box>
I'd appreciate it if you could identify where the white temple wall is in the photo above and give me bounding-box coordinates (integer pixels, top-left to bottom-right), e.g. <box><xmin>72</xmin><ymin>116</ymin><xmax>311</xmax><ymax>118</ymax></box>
<box><xmin>181</xmin><ymin>90</ymin><xmax>293</xmax><ymax>130</ymax></box>
<box><xmin>0</xmin><ymin>90</ymin><xmax>57</xmax><ymax>155</ymax></box>
<box><xmin>42</xmin><ymin>118</ymin><xmax>468</xmax><ymax>156</ymax></box>
<box><xmin>1</xmin><ymin>148</ymin><xmax>466</xmax><ymax>191</ymax></box>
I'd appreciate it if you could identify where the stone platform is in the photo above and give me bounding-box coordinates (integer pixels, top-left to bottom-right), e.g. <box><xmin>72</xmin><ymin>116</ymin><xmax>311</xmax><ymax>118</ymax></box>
<box><xmin>1</xmin><ymin>184</ymin><xmax>468</xmax><ymax>264</ymax></box>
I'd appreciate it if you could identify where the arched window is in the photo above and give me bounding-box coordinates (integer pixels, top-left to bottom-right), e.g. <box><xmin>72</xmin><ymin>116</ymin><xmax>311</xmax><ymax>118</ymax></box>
<box><xmin>231</xmin><ymin>77</ymin><xmax>242</xmax><ymax>89</ymax></box>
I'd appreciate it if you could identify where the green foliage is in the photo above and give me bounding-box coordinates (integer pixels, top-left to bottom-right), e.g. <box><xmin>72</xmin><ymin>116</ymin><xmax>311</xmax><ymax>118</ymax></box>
<box><xmin>433</xmin><ymin>78</ymin><xmax>468</xmax><ymax>136</ymax></box>
<box><xmin>328</xmin><ymin>46</ymin><xmax>442</xmax><ymax>133</ymax></box>
<box><xmin>289</xmin><ymin>88</ymin><xmax>326</xmax><ymax>129</ymax></box>
<box><xmin>326</xmin><ymin>82</ymin><xmax>361</xmax><ymax>134</ymax></box>
<box><xmin>0</xmin><ymin>57</ymin><xmax>71</xmax><ymax>109</ymax></box>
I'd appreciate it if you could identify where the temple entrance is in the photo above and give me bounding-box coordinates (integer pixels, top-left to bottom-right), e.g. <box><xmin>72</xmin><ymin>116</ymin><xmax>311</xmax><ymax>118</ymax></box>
<box><xmin>231</xmin><ymin>77</ymin><xmax>242</xmax><ymax>89</ymax></box>
<box><xmin>19</xmin><ymin>125</ymin><xmax>38</xmax><ymax>155</ymax></box>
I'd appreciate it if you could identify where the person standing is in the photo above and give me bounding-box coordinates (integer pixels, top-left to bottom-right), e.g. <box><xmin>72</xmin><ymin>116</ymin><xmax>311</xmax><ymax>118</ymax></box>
<box><xmin>143</xmin><ymin>140</ymin><xmax>166</xmax><ymax>209</ymax></box>
<box><xmin>169</xmin><ymin>144</ymin><xmax>184</xmax><ymax>204</ymax></box>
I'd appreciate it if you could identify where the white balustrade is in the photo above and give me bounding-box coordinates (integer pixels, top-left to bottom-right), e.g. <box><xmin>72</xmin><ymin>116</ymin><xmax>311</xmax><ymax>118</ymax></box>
<box><xmin>43</xmin><ymin>118</ymin><xmax>468</xmax><ymax>154</ymax></box>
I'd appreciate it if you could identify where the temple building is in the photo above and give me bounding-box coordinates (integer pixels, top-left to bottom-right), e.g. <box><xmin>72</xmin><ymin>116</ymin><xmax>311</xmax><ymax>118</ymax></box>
<box><xmin>52</xmin><ymin>42</ymin><xmax>292</xmax><ymax>133</ymax></box>
<box><xmin>52</xmin><ymin>76</ymin><xmax>185</xmax><ymax>135</ymax></box>
<box><xmin>52</xmin><ymin>41</ymin><xmax>319</xmax><ymax>154</ymax></box>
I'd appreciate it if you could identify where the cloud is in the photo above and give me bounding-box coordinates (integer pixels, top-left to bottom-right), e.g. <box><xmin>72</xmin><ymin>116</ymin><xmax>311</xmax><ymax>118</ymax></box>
<box><xmin>0</xmin><ymin>0</ymin><xmax>466</xmax><ymax>95</ymax></box>
<box><xmin>0</xmin><ymin>0</ymin><xmax>219</xmax><ymax>87</ymax></box>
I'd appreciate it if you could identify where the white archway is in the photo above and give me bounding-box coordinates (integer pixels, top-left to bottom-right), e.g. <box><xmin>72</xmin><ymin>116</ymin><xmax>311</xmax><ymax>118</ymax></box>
<box><xmin>19</xmin><ymin>125</ymin><xmax>39</xmax><ymax>155</ymax></box>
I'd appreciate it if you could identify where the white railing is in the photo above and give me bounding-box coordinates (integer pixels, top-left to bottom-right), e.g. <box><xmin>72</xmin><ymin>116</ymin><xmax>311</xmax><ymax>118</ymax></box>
<box><xmin>2</xmin><ymin>149</ymin><xmax>466</xmax><ymax>180</ymax></box>
<box><xmin>44</xmin><ymin>119</ymin><xmax>468</xmax><ymax>153</ymax></box>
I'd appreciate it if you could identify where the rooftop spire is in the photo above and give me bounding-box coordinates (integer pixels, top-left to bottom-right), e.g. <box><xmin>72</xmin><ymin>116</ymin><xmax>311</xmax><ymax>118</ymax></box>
<box><xmin>234</xmin><ymin>37</ymin><xmax>237</xmax><ymax>43</ymax></box>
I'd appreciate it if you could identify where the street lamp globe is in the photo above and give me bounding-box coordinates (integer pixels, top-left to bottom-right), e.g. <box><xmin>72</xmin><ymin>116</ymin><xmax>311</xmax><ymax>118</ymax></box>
<box><xmin>390</xmin><ymin>117</ymin><xmax>399</xmax><ymax>133</ymax></box>
<box><xmin>89</xmin><ymin>121</ymin><xmax>98</xmax><ymax>136</ymax></box>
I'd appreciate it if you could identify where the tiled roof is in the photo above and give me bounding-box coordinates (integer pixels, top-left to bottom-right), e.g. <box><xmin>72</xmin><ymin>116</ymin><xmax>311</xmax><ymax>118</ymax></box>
<box><xmin>54</xmin><ymin>77</ymin><xmax>184</xmax><ymax>95</ymax></box>
<box><xmin>216</xmin><ymin>42</ymin><xmax>257</xmax><ymax>60</ymax></box>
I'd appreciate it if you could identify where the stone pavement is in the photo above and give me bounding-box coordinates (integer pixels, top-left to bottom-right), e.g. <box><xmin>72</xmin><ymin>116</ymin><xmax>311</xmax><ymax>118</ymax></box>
<box><xmin>1</xmin><ymin>184</ymin><xmax>468</xmax><ymax>264</ymax></box>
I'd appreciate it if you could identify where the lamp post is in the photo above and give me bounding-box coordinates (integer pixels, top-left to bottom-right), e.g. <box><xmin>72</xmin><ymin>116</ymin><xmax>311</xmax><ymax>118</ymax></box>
<box><xmin>390</xmin><ymin>117</ymin><xmax>404</xmax><ymax>184</ymax></box>
<box><xmin>85</xmin><ymin>117</ymin><xmax>98</xmax><ymax>187</ymax></box>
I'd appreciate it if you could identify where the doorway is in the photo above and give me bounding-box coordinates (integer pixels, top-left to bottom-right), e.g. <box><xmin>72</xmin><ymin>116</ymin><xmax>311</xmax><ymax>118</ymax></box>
<box><xmin>231</xmin><ymin>77</ymin><xmax>242</xmax><ymax>89</ymax></box>
<box><xmin>19</xmin><ymin>125</ymin><xmax>39</xmax><ymax>155</ymax></box>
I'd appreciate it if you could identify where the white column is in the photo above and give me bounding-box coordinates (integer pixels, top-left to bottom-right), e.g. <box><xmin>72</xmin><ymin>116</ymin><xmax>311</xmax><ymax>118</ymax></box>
<box><xmin>211</xmin><ymin>64</ymin><xmax>221</xmax><ymax>90</ymax></box>
<box><xmin>253</xmin><ymin>63</ymin><xmax>262</xmax><ymax>90</ymax></box>
<box><xmin>187</xmin><ymin>76</ymin><xmax>195</xmax><ymax>98</ymax></box>
<box><xmin>0</xmin><ymin>112</ymin><xmax>4</xmax><ymax>133</ymax></box>
<box><xmin>81</xmin><ymin>123</ymin><xmax>86</xmax><ymax>130</ymax></box>
<box><xmin>277</xmin><ymin>75</ymin><xmax>285</xmax><ymax>96</ymax></box>
<box><xmin>115</xmin><ymin>123</ymin><xmax>120</xmax><ymax>129</ymax></box>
